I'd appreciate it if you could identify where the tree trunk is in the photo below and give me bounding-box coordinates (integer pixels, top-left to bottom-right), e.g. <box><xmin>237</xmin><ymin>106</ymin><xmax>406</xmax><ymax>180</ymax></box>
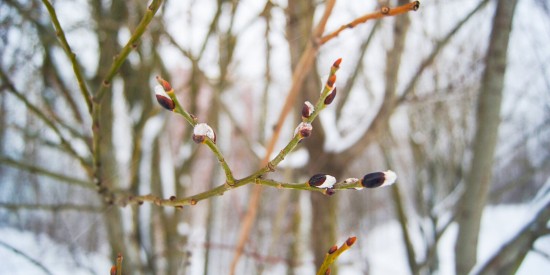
<box><xmin>455</xmin><ymin>0</ymin><xmax>519</xmax><ymax>273</ymax></box>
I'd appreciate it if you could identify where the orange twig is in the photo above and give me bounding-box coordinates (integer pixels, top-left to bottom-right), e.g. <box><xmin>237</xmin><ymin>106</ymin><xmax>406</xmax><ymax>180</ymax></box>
<box><xmin>320</xmin><ymin>1</ymin><xmax>420</xmax><ymax>45</ymax></box>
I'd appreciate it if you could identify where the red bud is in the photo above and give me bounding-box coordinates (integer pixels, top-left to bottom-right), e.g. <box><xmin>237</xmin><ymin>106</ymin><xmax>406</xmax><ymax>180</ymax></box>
<box><xmin>156</xmin><ymin>76</ymin><xmax>172</xmax><ymax>91</ymax></box>
<box><xmin>326</xmin><ymin>75</ymin><xmax>337</xmax><ymax>88</ymax></box>
<box><xmin>332</xmin><ymin>58</ymin><xmax>342</xmax><ymax>69</ymax></box>
<box><xmin>346</xmin><ymin>236</ymin><xmax>357</xmax><ymax>247</ymax></box>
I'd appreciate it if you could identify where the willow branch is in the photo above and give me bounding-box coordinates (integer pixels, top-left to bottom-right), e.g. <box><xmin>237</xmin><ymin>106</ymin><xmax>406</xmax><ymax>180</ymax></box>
<box><xmin>91</xmin><ymin>0</ymin><xmax>164</xmax><ymax>203</ymax></box>
<box><xmin>123</xmin><ymin>59</ymin><xmax>343</xmax><ymax>207</ymax></box>
<box><xmin>95</xmin><ymin>0</ymin><xmax>164</xmax><ymax>102</ymax></box>
<box><xmin>40</xmin><ymin>0</ymin><xmax>92</xmax><ymax>114</ymax></box>
<box><xmin>204</xmin><ymin>139</ymin><xmax>235</xmax><ymax>185</ymax></box>
<box><xmin>261</xmin><ymin>0</ymin><xmax>337</xmax><ymax>168</ymax></box>
<box><xmin>320</xmin><ymin>1</ymin><xmax>420</xmax><ymax>45</ymax></box>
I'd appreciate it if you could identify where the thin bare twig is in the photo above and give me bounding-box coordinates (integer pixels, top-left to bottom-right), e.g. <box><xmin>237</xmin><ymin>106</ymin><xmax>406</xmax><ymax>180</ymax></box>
<box><xmin>0</xmin><ymin>69</ymin><xmax>92</xmax><ymax>174</ymax></box>
<box><xmin>320</xmin><ymin>1</ymin><xmax>420</xmax><ymax>44</ymax></box>
<box><xmin>0</xmin><ymin>157</ymin><xmax>95</xmax><ymax>189</ymax></box>
<box><xmin>40</xmin><ymin>0</ymin><xmax>92</xmax><ymax>114</ymax></box>
<box><xmin>398</xmin><ymin>0</ymin><xmax>489</xmax><ymax>103</ymax></box>
<box><xmin>94</xmin><ymin>0</ymin><xmax>164</xmax><ymax>102</ymax></box>
<box><xmin>91</xmin><ymin>0</ymin><xmax>164</xmax><ymax>203</ymax></box>
<box><xmin>0</xmin><ymin>240</ymin><xmax>54</xmax><ymax>275</ymax></box>
<box><xmin>0</xmin><ymin>202</ymin><xmax>102</xmax><ymax>212</ymax></box>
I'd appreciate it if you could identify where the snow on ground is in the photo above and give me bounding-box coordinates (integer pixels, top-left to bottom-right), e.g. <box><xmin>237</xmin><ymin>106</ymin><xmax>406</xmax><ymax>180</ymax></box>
<box><xmin>1</xmin><ymin>204</ymin><xmax>548</xmax><ymax>274</ymax></box>
<box><xmin>351</xmin><ymin>204</ymin><xmax>550</xmax><ymax>275</ymax></box>
<box><xmin>0</xmin><ymin>228</ymin><xmax>110</xmax><ymax>275</ymax></box>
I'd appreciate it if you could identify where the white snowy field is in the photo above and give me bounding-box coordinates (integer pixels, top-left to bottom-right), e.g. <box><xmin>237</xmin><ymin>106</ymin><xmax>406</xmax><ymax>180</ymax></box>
<box><xmin>1</xmin><ymin>204</ymin><xmax>548</xmax><ymax>275</ymax></box>
<box><xmin>351</xmin><ymin>204</ymin><xmax>550</xmax><ymax>275</ymax></box>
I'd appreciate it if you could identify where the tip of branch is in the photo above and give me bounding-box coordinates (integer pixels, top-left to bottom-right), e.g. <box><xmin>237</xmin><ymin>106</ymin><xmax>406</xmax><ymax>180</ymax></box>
<box><xmin>346</xmin><ymin>236</ymin><xmax>357</xmax><ymax>247</ymax></box>
<box><xmin>155</xmin><ymin>75</ymin><xmax>172</xmax><ymax>91</ymax></box>
<box><xmin>332</xmin><ymin>58</ymin><xmax>342</xmax><ymax>68</ymax></box>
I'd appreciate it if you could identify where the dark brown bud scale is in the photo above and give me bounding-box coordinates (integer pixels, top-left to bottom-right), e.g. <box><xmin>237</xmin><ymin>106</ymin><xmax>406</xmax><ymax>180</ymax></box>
<box><xmin>300</xmin><ymin>128</ymin><xmax>312</xmax><ymax>138</ymax></box>
<box><xmin>302</xmin><ymin>101</ymin><xmax>314</xmax><ymax>119</ymax></box>
<box><xmin>361</xmin><ymin>172</ymin><xmax>385</xmax><ymax>188</ymax></box>
<box><xmin>328</xmin><ymin>245</ymin><xmax>338</xmax><ymax>254</ymax></box>
<box><xmin>295</xmin><ymin>122</ymin><xmax>313</xmax><ymax>139</ymax></box>
<box><xmin>308</xmin><ymin>174</ymin><xmax>327</xmax><ymax>187</ymax></box>
<box><xmin>302</xmin><ymin>104</ymin><xmax>310</xmax><ymax>118</ymax></box>
<box><xmin>110</xmin><ymin>266</ymin><xmax>117</xmax><ymax>275</ymax></box>
<box><xmin>156</xmin><ymin>94</ymin><xmax>175</xmax><ymax>110</ymax></box>
<box><xmin>325</xmin><ymin>268</ymin><xmax>331</xmax><ymax>275</ymax></box>
<box><xmin>169</xmin><ymin>196</ymin><xmax>176</xmax><ymax>201</ymax></box>
<box><xmin>381</xmin><ymin>6</ymin><xmax>390</xmax><ymax>14</ymax></box>
<box><xmin>324</xmin><ymin>87</ymin><xmax>337</xmax><ymax>105</ymax></box>
<box><xmin>192</xmin><ymin>135</ymin><xmax>206</xmax><ymax>144</ymax></box>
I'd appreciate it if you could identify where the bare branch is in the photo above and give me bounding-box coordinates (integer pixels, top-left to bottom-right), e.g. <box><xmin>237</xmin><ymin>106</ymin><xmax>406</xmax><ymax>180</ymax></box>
<box><xmin>0</xmin><ymin>240</ymin><xmax>54</xmax><ymax>275</ymax></box>
<box><xmin>320</xmin><ymin>1</ymin><xmax>420</xmax><ymax>44</ymax></box>
<box><xmin>40</xmin><ymin>0</ymin><xmax>93</xmax><ymax>114</ymax></box>
<box><xmin>0</xmin><ymin>157</ymin><xmax>95</xmax><ymax>189</ymax></box>
<box><xmin>0</xmin><ymin>69</ymin><xmax>92</xmax><ymax>173</ymax></box>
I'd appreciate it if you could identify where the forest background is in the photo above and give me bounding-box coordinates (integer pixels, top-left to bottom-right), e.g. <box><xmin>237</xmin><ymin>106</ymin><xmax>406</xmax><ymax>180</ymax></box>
<box><xmin>1</xmin><ymin>0</ymin><xmax>549</xmax><ymax>274</ymax></box>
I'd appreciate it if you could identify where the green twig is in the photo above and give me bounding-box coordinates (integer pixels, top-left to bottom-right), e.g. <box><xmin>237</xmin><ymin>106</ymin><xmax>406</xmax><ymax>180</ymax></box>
<box><xmin>167</xmin><ymin>89</ymin><xmax>197</xmax><ymax>126</ymax></box>
<box><xmin>90</xmin><ymin>0</ymin><xmax>164</xmax><ymax>203</ymax></box>
<box><xmin>204</xmin><ymin>139</ymin><xmax>235</xmax><ymax>185</ymax></box>
<box><xmin>95</xmin><ymin>0</ymin><xmax>164</xmax><ymax>102</ymax></box>
<box><xmin>40</xmin><ymin>0</ymin><xmax>92</xmax><ymax>114</ymax></box>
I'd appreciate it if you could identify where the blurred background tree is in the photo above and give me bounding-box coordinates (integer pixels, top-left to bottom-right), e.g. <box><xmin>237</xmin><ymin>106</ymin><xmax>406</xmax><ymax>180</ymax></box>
<box><xmin>1</xmin><ymin>0</ymin><xmax>549</xmax><ymax>274</ymax></box>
